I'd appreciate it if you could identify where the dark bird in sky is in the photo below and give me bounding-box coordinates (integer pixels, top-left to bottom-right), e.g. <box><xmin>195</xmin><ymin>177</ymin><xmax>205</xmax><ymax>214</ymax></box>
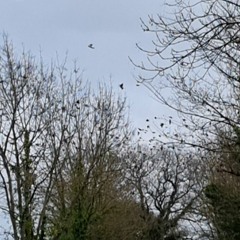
<box><xmin>88</xmin><ymin>44</ymin><xmax>95</xmax><ymax>49</ymax></box>
<box><xmin>119</xmin><ymin>83</ymin><xmax>124</xmax><ymax>90</ymax></box>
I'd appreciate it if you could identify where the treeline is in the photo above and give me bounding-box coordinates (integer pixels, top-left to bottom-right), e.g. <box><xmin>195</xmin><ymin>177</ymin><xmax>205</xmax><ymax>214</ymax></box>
<box><xmin>133</xmin><ymin>0</ymin><xmax>240</xmax><ymax>239</ymax></box>
<box><xmin>0</xmin><ymin>37</ymin><xmax>203</xmax><ymax>240</ymax></box>
<box><xmin>2</xmin><ymin>0</ymin><xmax>240</xmax><ymax>239</ymax></box>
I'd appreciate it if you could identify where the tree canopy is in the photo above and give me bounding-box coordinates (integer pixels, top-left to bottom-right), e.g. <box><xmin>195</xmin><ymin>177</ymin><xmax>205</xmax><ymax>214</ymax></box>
<box><xmin>134</xmin><ymin>0</ymin><xmax>240</xmax><ymax>238</ymax></box>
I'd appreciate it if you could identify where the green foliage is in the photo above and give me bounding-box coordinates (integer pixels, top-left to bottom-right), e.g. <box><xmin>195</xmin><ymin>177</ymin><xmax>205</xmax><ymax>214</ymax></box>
<box><xmin>205</xmin><ymin>184</ymin><xmax>220</xmax><ymax>204</ymax></box>
<box><xmin>59</xmin><ymin>209</ymin><xmax>88</xmax><ymax>240</ymax></box>
<box><xmin>49</xmin><ymin>202</ymin><xmax>92</xmax><ymax>240</ymax></box>
<box><xmin>232</xmin><ymin>125</ymin><xmax>240</xmax><ymax>148</ymax></box>
<box><xmin>205</xmin><ymin>183</ymin><xmax>240</xmax><ymax>240</ymax></box>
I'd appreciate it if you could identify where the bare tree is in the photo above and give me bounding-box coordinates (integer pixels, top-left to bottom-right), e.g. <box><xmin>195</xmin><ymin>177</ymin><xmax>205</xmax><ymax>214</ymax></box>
<box><xmin>0</xmin><ymin>36</ymin><xmax>62</xmax><ymax>240</ymax></box>
<box><xmin>132</xmin><ymin>0</ymin><xmax>240</xmax><ymax>238</ymax></box>
<box><xmin>0</xmin><ymin>36</ymin><xmax>130</xmax><ymax>239</ymax></box>
<box><xmin>132</xmin><ymin>0</ymin><xmax>240</xmax><ymax>154</ymax></box>
<box><xmin>47</xmin><ymin>85</ymin><xmax>131</xmax><ymax>240</ymax></box>
<box><xmin>123</xmin><ymin>145</ymin><xmax>205</xmax><ymax>240</ymax></box>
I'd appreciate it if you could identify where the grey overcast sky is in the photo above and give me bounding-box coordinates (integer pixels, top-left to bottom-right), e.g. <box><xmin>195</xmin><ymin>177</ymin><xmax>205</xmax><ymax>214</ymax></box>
<box><xmin>0</xmin><ymin>0</ymin><xmax>169</xmax><ymax>133</ymax></box>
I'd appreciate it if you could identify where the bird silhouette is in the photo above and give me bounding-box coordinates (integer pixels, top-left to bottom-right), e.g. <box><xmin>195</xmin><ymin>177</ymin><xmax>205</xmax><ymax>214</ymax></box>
<box><xmin>119</xmin><ymin>83</ymin><xmax>124</xmax><ymax>90</ymax></box>
<box><xmin>88</xmin><ymin>44</ymin><xmax>95</xmax><ymax>49</ymax></box>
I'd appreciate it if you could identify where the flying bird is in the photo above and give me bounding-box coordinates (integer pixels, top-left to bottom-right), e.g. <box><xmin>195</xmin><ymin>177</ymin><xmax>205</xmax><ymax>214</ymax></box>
<box><xmin>119</xmin><ymin>83</ymin><xmax>124</xmax><ymax>90</ymax></box>
<box><xmin>88</xmin><ymin>44</ymin><xmax>95</xmax><ymax>49</ymax></box>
